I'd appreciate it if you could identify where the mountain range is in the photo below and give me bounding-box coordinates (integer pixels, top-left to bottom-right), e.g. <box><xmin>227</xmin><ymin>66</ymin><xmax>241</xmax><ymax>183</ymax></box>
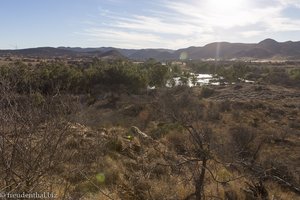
<box><xmin>1</xmin><ymin>39</ymin><xmax>300</xmax><ymax>61</ymax></box>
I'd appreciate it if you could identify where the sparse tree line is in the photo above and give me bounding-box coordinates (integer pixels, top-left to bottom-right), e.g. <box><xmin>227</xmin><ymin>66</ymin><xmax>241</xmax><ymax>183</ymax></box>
<box><xmin>0</xmin><ymin>59</ymin><xmax>174</xmax><ymax>95</ymax></box>
<box><xmin>188</xmin><ymin>61</ymin><xmax>300</xmax><ymax>86</ymax></box>
<box><xmin>0</xmin><ymin>59</ymin><xmax>299</xmax><ymax>98</ymax></box>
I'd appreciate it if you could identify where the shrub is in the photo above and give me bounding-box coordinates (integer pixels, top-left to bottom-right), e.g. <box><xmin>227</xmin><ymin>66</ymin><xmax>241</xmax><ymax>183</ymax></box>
<box><xmin>230</xmin><ymin>126</ymin><xmax>257</xmax><ymax>158</ymax></box>
<box><xmin>219</xmin><ymin>100</ymin><xmax>231</xmax><ymax>112</ymax></box>
<box><xmin>200</xmin><ymin>87</ymin><xmax>215</xmax><ymax>98</ymax></box>
<box><xmin>105</xmin><ymin>136</ymin><xmax>123</xmax><ymax>152</ymax></box>
<box><xmin>166</xmin><ymin>131</ymin><xmax>187</xmax><ymax>155</ymax></box>
<box><xmin>150</xmin><ymin>123</ymin><xmax>183</xmax><ymax>139</ymax></box>
<box><xmin>205</xmin><ymin>102</ymin><xmax>221</xmax><ymax>121</ymax></box>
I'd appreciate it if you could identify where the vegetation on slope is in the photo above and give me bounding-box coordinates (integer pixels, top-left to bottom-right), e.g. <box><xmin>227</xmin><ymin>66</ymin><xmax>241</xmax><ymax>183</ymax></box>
<box><xmin>0</xmin><ymin>59</ymin><xmax>299</xmax><ymax>199</ymax></box>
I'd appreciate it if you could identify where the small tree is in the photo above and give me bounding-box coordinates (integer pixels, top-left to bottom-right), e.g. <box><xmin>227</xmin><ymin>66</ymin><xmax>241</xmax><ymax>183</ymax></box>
<box><xmin>148</xmin><ymin>63</ymin><xmax>170</xmax><ymax>88</ymax></box>
<box><xmin>156</xmin><ymin>88</ymin><xmax>241</xmax><ymax>200</ymax></box>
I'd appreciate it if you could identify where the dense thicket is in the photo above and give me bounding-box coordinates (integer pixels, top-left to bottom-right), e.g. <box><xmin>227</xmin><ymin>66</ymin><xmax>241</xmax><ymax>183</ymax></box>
<box><xmin>0</xmin><ymin>59</ymin><xmax>171</xmax><ymax>95</ymax></box>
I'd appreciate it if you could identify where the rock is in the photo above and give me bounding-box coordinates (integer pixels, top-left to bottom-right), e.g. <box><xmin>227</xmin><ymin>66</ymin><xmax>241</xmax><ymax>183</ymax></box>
<box><xmin>130</xmin><ymin>126</ymin><xmax>149</xmax><ymax>138</ymax></box>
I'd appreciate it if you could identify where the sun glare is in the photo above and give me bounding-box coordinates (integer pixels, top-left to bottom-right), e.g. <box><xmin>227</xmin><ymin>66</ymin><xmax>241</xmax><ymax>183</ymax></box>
<box><xmin>205</xmin><ymin>0</ymin><xmax>247</xmax><ymax>14</ymax></box>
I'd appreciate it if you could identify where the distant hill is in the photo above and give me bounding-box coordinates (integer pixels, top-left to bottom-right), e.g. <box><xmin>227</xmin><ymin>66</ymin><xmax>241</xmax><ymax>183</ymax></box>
<box><xmin>0</xmin><ymin>47</ymin><xmax>77</xmax><ymax>58</ymax></box>
<box><xmin>174</xmin><ymin>39</ymin><xmax>300</xmax><ymax>60</ymax></box>
<box><xmin>1</xmin><ymin>39</ymin><xmax>300</xmax><ymax>60</ymax></box>
<box><xmin>98</xmin><ymin>49</ymin><xmax>126</xmax><ymax>60</ymax></box>
<box><xmin>128</xmin><ymin>49</ymin><xmax>175</xmax><ymax>61</ymax></box>
<box><xmin>58</xmin><ymin>47</ymin><xmax>174</xmax><ymax>60</ymax></box>
<box><xmin>0</xmin><ymin>47</ymin><xmax>124</xmax><ymax>59</ymax></box>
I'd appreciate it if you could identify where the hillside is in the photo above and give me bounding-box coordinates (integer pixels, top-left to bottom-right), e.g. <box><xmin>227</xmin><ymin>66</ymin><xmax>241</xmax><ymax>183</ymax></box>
<box><xmin>0</xmin><ymin>47</ymin><xmax>124</xmax><ymax>59</ymax></box>
<box><xmin>1</xmin><ymin>39</ymin><xmax>300</xmax><ymax>61</ymax></box>
<box><xmin>0</xmin><ymin>59</ymin><xmax>299</xmax><ymax>199</ymax></box>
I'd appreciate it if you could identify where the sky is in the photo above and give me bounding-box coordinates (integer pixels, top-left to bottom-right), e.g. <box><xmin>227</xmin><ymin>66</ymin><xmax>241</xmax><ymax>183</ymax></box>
<box><xmin>1</xmin><ymin>0</ymin><xmax>300</xmax><ymax>49</ymax></box>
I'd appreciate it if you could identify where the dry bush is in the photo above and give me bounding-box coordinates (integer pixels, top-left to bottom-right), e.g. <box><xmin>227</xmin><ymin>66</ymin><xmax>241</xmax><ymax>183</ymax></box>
<box><xmin>205</xmin><ymin>102</ymin><xmax>222</xmax><ymax>121</ymax></box>
<box><xmin>166</xmin><ymin>131</ymin><xmax>188</xmax><ymax>155</ymax></box>
<box><xmin>288</xmin><ymin>120</ymin><xmax>300</xmax><ymax>129</ymax></box>
<box><xmin>155</xmin><ymin>88</ymin><xmax>247</xmax><ymax>200</ymax></box>
<box><xmin>231</xmin><ymin>126</ymin><xmax>256</xmax><ymax>152</ymax></box>
<box><xmin>0</xmin><ymin>79</ymin><xmax>77</xmax><ymax>193</ymax></box>
<box><xmin>219</xmin><ymin>99</ymin><xmax>232</xmax><ymax>112</ymax></box>
<box><xmin>200</xmin><ymin>87</ymin><xmax>215</xmax><ymax>98</ymax></box>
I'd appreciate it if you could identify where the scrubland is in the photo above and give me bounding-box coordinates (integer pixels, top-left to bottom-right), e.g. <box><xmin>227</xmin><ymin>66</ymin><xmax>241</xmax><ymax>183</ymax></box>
<box><xmin>0</xmin><ymin>59</ymin><xmax>299</xmax><ymax>199</ymax></box>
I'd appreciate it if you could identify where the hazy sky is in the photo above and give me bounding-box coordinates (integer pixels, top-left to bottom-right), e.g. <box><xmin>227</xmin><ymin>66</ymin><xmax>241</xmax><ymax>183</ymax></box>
<box><xmin>1</xmin><ymin>0</ymin><xmax>300</xmax><ymax>49</ymax></box>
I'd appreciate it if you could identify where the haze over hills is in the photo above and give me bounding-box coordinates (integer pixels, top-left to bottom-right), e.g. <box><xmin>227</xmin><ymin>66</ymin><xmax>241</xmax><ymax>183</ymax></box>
<box><xmin>1</xmin><ymin>39</ymin><xmax>300</xmax><ymax>61</ymax></box>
